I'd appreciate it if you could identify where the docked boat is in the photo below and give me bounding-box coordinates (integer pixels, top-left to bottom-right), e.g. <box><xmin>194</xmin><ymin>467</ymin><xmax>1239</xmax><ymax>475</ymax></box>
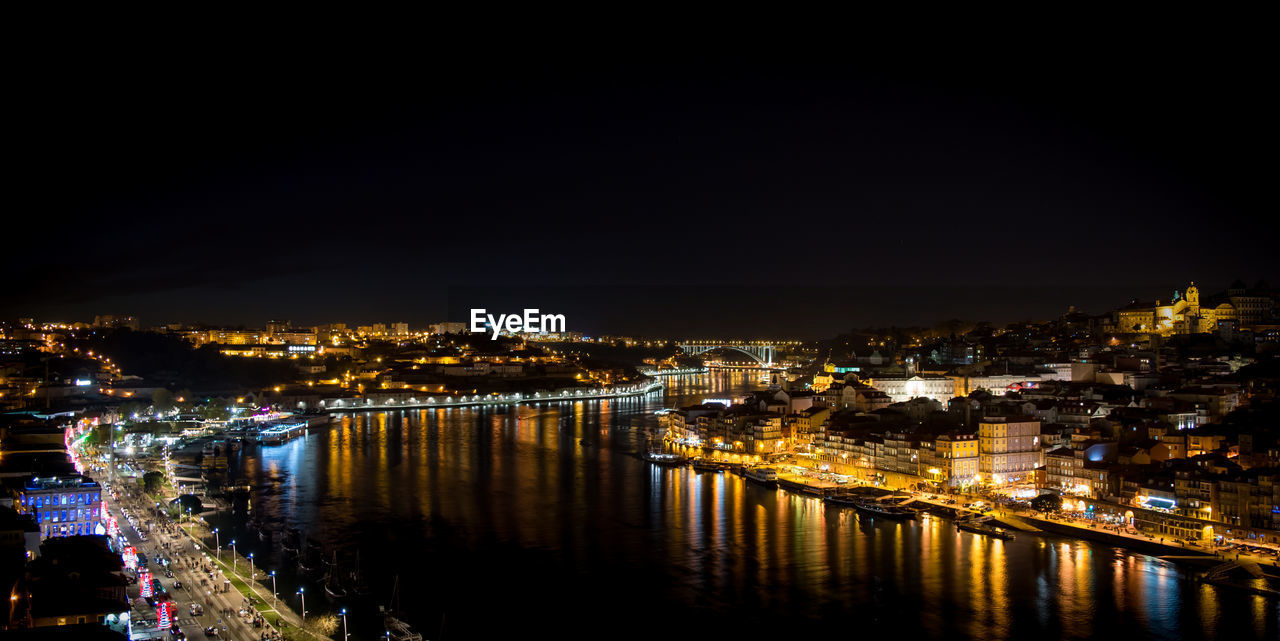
<box><xmin>298</xmin><ymin>539</ymin><xmax>323</xmax><ymax>576</ymax></box>
<box><xmin>381</xmin><ymin>576</ymin><xmax>424</xmax><ymax>641</ymax></box>
<box><xmin>691</xmin><ymin>459</ymin><xmax>726</xmax><ymax>473</ymax></box>
<box><xmin>823</xmin><ymin>494</ymin><xmax>861</xmax><ymax>508</ymax></box>
<box><xmin>852</xmin><ymin>500</ymin><xmax>916</xmax><ymax>520</ymax></box>
<box><xmin>642</xmin><ymin>451</ymin><xmax>689</xmax><ymax>467</ymax></box>
<box><xmin>777</xmin><ymin>477</ymin><xmax>828</xmax><ymax>497</ymax></box>
<box><xmin>348</xmin><ymin>550</ymin><xmax>372</xmax><ymax>598</ymax></box>
<box><xmin>956</xmin><ymin>518</ymin><xmax>1015</xmax><ymax>540</ymax></box>
<box><xmin>743</xmin><ymin>466</ymin><xmax>779</xmax><ymax>488</ymax></box>
<box><xmin>324</xmin><ymin>551</ymin><xmax>349</xmax><ymax>600</ymax></box>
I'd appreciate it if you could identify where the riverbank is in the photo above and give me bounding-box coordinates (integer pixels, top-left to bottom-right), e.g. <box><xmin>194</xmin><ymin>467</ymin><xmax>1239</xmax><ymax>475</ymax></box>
<box><xmin>1020</xmin><ymin>514</ymin><xmax>1215</xmax><ymax>558</ymax></box>
<box><xmin>640</xmin><ymin>367</ymin><xmax>709</xmax><ymax>376</ymax></box>
<box><xmin>320</xmin><ymin>380</ymin><xmax>664</xmax><ymax>412</ymax></box>
<box><xmin>763</xmin><ymin>472</ymin><xmax>1280</xmax><ymax>585</ymax></box>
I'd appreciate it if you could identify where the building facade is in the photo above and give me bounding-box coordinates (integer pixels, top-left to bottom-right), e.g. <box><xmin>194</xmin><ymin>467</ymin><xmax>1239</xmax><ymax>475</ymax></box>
<box><xmin>978</xmin><ymin>416</ymin><xmax>1042</xmax><ymax>485</ymax></box>
<box><xmin>15</xmin><ymin>475</ymin><xmax>104</xmax><ymax>540</ymax></box>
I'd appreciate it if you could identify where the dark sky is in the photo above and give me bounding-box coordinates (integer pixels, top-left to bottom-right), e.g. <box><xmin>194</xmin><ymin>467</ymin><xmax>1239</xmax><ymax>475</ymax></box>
<box><xmin>8</xmin><ymin>30</ymin><xmax>1275</xmax><ymax>339</ymax></box>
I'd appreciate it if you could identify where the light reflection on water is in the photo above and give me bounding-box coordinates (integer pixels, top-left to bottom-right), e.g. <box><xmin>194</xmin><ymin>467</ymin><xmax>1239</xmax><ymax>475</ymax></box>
<box><xmin>217</xmin><ymin>371</ymin><xmax>1277</xmax><ymax>640</ymax></box>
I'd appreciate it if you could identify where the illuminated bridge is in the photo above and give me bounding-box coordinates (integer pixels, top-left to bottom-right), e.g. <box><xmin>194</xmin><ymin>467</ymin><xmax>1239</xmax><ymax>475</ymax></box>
<box><xmin>676</xmin><ymin>341</ymin><xmax>780</xmax><ymax>366</ymax></box>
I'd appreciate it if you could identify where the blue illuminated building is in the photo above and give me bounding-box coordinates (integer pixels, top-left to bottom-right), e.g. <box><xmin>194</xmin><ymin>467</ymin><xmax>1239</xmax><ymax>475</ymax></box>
<box><xmin>16</xmin><ymin>474</ymin><xmax>103</xmax><ymax>540</ymax></box>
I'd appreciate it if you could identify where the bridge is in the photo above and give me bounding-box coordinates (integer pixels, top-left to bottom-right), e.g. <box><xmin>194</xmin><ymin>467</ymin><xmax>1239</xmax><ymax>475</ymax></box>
<box><xmin>676</xmin><ymin>341</ymin><xmax>779</xmax><ymax>366</ymax></box>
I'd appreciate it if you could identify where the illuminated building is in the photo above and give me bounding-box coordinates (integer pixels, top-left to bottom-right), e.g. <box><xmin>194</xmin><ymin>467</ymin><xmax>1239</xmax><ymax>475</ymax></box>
<box><xmin>791</xmin><ymin>406</ymin><xmax>830</xmax><ymax>440</ymax></box>
<box><xmin>951</xmin><ymin>373</ymin><xmax>1044</xmax><ymax>398</ymax></box>
<box><xmin>15</xmin><ymin>474</ymin><xmax>104</xmax><ymax>540</ymax></box>
<box><xmin>91</xmin><ymin>315</ymin><xmax>139</xmax><ymax>331</ymax></box>
<box><xmin>934</xmin><ymin>433</ymin><xmax>979</xmax><ymax>487</ymax></box>
<box><xmin>429</xmin><ymin>321</ymin><xmax>466</xmax><ymax>335</ymax></box>
<box><xmin>1043</xmin><ymin>446</ymin><xmax>1080</xmax><ymax>493</ymax></box>
<box><xmin>1113</xmin><ymin>280</ymin><xmax>1275</xmax><ymax>336</ymax></box>
<box><xmin>812</xmin><ymin>369</ymin><xmax>834</xmax><ymax>393</ymax></box>
<box><xmin>867</xmin><ymin>375</ymin><xmax>953</xmax><ymax>404</ymax></box>
<box><xmin>202</xmin><ymin>329</ymin><xmax>263</xmax><ymax>345</ymax></box>
<box><xmin>978</xmin><ymin>416</ymin><xmax>1041</xmax><ymax>486</ymax></box>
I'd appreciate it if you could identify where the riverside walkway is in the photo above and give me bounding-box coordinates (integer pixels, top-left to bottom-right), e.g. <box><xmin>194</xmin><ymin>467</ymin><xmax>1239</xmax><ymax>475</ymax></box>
<box><xmin>320</xmin><ymin>380</ymin><xmax>664</xmax><ymax>412</ymax></box>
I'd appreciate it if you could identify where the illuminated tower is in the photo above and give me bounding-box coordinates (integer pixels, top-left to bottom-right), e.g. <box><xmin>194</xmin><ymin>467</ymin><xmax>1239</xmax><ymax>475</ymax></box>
<box><xmin>1185</xmin><ymin>282</ymin><xmax>1199</xmax><ymax>313</ymax></box>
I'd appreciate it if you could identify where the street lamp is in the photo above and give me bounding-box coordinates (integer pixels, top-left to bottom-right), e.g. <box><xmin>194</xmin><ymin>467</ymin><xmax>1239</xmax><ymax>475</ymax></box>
<box><xmin>270</xmin><ymin>570</ymin><xmax>277</xmax><ymax>609</ymax></box>
<box><xmin>248</xmin><ymin>552</ymin><xmax>254</xmax><ymax>579</ymax></box>
<box><xmin>213</xmin><ymin>528</ymin><xmax>220</xmax><ymax>561</ymax></box>
<box><xmin>231</xmin><ymin>540</ymin><xmax>237</xmax><ymax>572</ymax></box>
<box><xmin>298</xmin><ymin>588</ymin><xmax>306</xmax><ymax>621</ymax></box>
<box><xmin>341</xmin><ymin>608</ymin><xmax>349</xmax><ymax>641</ymax></box>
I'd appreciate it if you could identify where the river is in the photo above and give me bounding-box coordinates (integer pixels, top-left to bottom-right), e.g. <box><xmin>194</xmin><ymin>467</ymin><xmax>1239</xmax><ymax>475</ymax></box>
<box><xmin>211</xmin><ymin>371</ymin><xmax>1278</xmax><ymax>640</ymax></box>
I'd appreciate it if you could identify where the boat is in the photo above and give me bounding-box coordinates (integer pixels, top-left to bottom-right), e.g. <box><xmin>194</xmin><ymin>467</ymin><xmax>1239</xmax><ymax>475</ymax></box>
<box><xmin>956</xmin><ymin>517</ymin><xmax>1015</xmax><ymax>540</ymax></box>
<box><xmin>691</xmin><ymin>459</ymin><xmax>726</xmax><ymax>473</ymax></box>
<box><xmin>324</xmin><ymin>551</ymin><xmax>349</xmax><ymax>600</ymax></box>
<box><xmin>298</xmin><ymin>538</ymin><xmax>322</xmax><ymax>575</ymax></box>
<box><xmin>348</xmin><ymin>549</ymin><xmax>372</xmax><ymax>598</ymax></box>
<box><xmin>642</xmin><ymin>451</ymin><xmax>688</xmax><ymax>467</ymax></box>
<box><xmin>823</xmin><ymin>494</ymin><xmax>862</xmax><ymax>508</ymax></box>
<box><xmin>743</xmin><ymin>466</ymin><xmax>779</xmax><ymax>488</ymax></box>
<box><xmin>852</xmin><ymin>500</ymin><xmax>916</xmax><ymax>520</ymax></box>
<box><xmin>381</xmin><ymin>575</ymin><xmax>424</xmax><ymax>641</ymax></box>
<box><xmin>777</xmin><ymin>477</ymin><xmax>830</xmax><ymax>497</ymax></box>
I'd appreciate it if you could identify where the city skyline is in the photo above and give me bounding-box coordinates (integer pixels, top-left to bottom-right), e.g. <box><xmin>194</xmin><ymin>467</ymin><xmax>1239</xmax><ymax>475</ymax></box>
<box><xmin>10</xmin><ymin>278</ymin><xmax>1275</xmax><ymax>341</ymax></box>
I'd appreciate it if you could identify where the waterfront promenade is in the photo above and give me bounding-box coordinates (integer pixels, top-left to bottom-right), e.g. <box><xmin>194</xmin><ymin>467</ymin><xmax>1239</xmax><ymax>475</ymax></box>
<box><xmin>179</xmin><ymin>516</ymin><xmax>321</xmax><ymax>641</ymax></box>
<box><xmin>320</xmin><ymin>380</ymin><xmax>664</xmax><ymax>412</ymax></box>
<box><xmin>753</xmin><ymin>463</ymin><xmax>1280</xmax><ymax>574</ymax></box>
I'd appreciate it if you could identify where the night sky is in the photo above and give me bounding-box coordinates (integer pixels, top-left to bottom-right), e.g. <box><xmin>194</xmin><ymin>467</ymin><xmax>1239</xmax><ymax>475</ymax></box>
<box><xmin>8</xmin><ymin>32</ymin><xmax>1275</xmax><ymax>339</ymax></box>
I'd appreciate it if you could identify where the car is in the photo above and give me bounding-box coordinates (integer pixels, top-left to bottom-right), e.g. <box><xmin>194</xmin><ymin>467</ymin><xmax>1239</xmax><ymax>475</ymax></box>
<box><xmin>173</xmin><ymin>580</ymin><xmax>182</xmax><ymax>590</ymax></box>
<box><xmin>204</xmin><ymin>627</ymin><xmax>219</xmax><ymax>637</ymax></box>
<box><xmin>190</xmin><ymin>604</ymin><xmax>204</xmax><ymax>616</ymax></box>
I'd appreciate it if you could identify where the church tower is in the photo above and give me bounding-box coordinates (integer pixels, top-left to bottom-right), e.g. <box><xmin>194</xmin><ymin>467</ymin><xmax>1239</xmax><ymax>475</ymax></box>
<box><xmin>1186</xmin><ymin>282</ymin><xmax>1200</xmax><ymax>312</ymax></box>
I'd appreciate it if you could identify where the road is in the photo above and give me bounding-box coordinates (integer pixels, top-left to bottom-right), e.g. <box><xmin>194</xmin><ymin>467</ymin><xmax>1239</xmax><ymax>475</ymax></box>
<box><xmin>107</xmin><ymin>483</ymin><xmax>278</xmax><ymax>641</ymax></box>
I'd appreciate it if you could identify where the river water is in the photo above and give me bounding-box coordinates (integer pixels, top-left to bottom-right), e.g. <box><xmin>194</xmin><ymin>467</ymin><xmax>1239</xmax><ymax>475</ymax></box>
<box><xmin>213</xmin><ymin>371</ymin><xmax>1278</xmax><ymax>640</ymax></box>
